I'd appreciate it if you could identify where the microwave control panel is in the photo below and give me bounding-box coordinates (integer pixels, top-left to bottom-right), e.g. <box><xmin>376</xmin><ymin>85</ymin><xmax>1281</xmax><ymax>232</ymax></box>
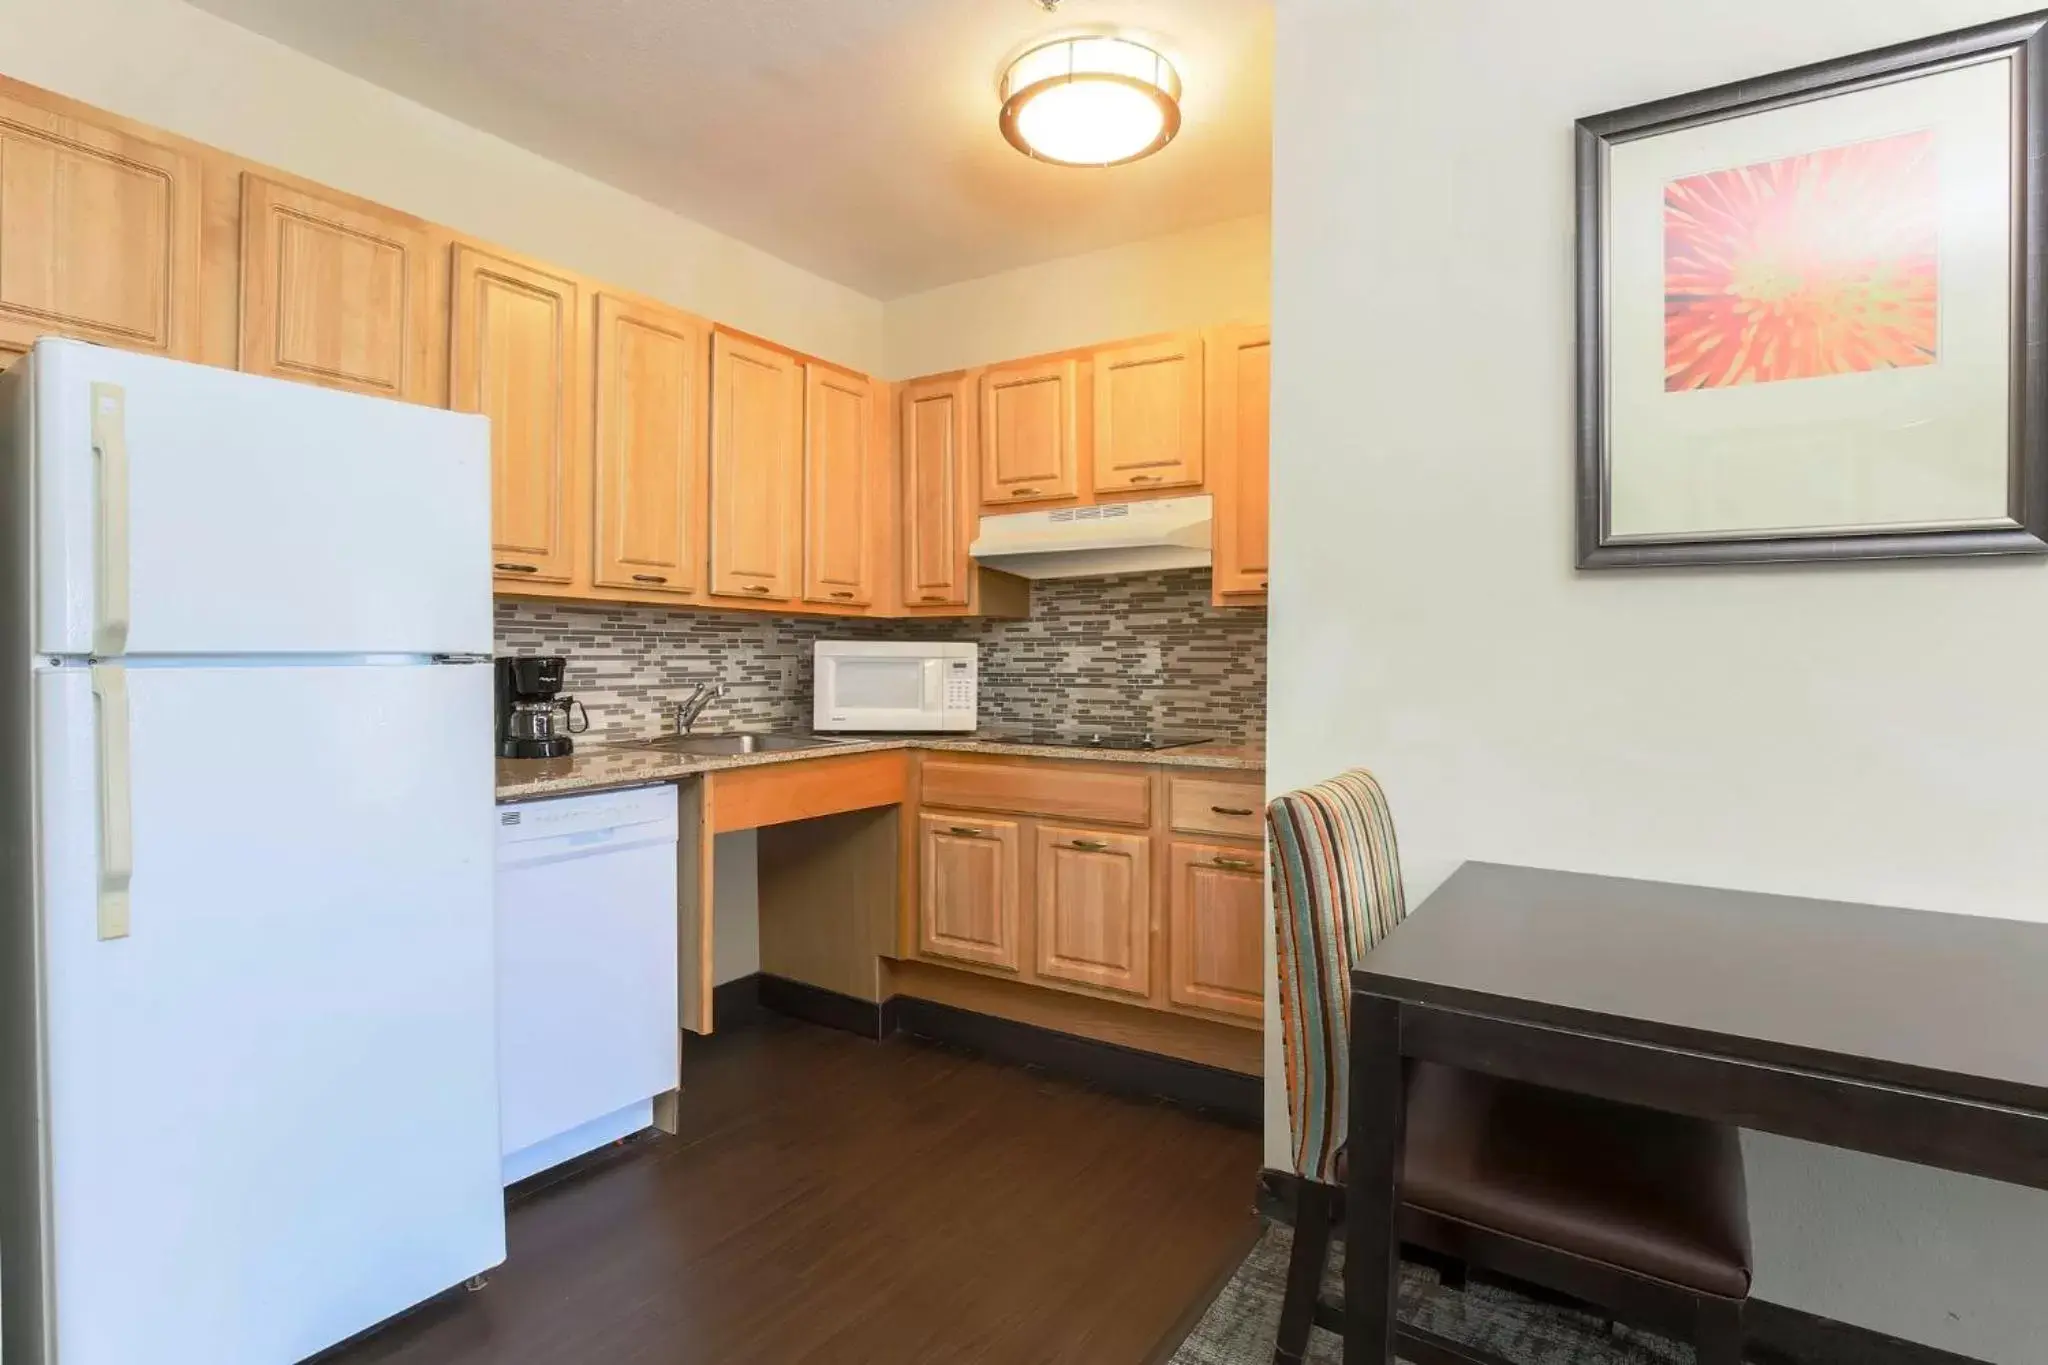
<box><xmin>945</xmin><ymin>660</ymin><xmax>977</xmax><ymax>711</ymax></box>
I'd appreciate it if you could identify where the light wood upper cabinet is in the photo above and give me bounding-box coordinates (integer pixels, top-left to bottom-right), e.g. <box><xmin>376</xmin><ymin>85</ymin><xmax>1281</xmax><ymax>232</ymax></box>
<box><xmin>1093</xmin><ymin>333</ymin><xmax>1204</xmax><ymax>495</ymax></box>
<box><xmin>901</xmin><ymin>374</ymin><xmax>974</xmax><ymax>609</ymax></box>
<box><xmin>1034</xmin><ymin>824</ymin><xmax>1151</xmax><ymax>998</ymax></box>
<box><xmin>452</xmin><ymin>246</ymin><xmax>580</xmax><ymax>586</ymax></box>
<box><xmin>981</xmin><ymin>357</ymin><xmax>1079</xmax><ymax>507</ymax></box>
<box><xmin>592</xmin><ymin>293</ymin><xmax>709</xmax><ymax>596</ymax></box>
<box><xmin>0</xmin><ymin>91</ymin><xmax>200</xmax><ymax>360</ymax></box>
<box><xmin>709</xmin><ymin>332</ymin><xmax>802</xmax><ymax>601</ymax></box>
<box><xmin>1167</xmin><ymin>841</ymin><xmax>1265</xmax><ymax>1020</ymax></box>
<box><xmin>802</xmin><ymin>364</ymin><xmax>877</xmax><ymax>607</ymax></box>
<box><xmin>238</xmin><ymin>176</ymin><xmax>433</xmax><ymax>402</ymax></box>
<box><xmin>920</xmin><ymin>813</ymin><xmax>1023</xmax><ymax>973</ymax></box>
<box><xmin>1206</xmin><ymin>325</ymin><xmax>1270</xmax><ymax>604</ymax></box>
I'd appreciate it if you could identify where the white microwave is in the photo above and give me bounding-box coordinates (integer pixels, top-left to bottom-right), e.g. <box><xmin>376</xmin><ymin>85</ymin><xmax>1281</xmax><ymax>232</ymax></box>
<box><xmin>813</xmin><ymin>641</ymin><xmax>978</xmax><ymax>733</ymax></box>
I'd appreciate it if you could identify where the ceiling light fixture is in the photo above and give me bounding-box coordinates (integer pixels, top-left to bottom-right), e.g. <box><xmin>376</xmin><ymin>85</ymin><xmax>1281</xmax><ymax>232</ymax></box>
<box><xmin>999</xmin><ymin>35</ymin><xmax>1183</xmax><ymax>168</ymax></box>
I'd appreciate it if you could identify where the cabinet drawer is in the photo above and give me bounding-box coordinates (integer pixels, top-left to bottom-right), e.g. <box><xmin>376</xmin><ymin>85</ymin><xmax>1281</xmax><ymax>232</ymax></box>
<box><xmin>1169</xmin><ymin>777</ymin><xmax>1263</xmax><ymax>840</ymax></box>
<box><xmin>920</xmin><ymin>758</ymin><xmax>1150</xmax><ymax>827</ymax></box>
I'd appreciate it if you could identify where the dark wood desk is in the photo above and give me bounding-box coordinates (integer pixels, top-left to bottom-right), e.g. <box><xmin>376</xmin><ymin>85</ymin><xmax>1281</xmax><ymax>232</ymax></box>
<box><xmin>1344</xmin><ymin>862</ymin><xmax>2048</xmax><ymax>1365</ymax></box>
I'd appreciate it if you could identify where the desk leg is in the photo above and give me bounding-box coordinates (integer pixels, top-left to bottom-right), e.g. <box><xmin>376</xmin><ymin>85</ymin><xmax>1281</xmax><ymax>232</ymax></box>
<box><xmin>1346</xmin><ymin>992</ymin><xmax>1405</xmax><ymax>1365</ymax></box>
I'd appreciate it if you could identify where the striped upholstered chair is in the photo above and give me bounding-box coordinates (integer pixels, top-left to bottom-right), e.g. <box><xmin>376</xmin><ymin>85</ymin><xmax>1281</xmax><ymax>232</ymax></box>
<box><xmin>1267</xmin><ymin>770</ymin><xmax>1753</xmax><ymax>1365</ymax></box>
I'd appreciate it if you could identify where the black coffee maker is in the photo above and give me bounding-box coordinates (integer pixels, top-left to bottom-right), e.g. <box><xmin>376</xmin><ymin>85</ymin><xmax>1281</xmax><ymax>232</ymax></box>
<box><xmin>495</xmin><ymin>656</ymin><xmax>589</xmax><ymax>758</ymax></box>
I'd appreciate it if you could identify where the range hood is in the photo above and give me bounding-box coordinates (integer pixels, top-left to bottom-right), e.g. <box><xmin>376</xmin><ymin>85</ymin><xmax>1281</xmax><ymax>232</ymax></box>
<box><xmin>968</xmin><ymin>494</ymin><xmax>1212</xmax><ymax>580</ymax></box>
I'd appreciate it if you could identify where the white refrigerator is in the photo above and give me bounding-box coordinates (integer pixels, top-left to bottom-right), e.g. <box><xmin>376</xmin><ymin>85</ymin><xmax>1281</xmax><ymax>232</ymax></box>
<box><xmin>0</xmin><ymin>340</ymin><xmax>506</xmax><ymax>1365</ymax></box>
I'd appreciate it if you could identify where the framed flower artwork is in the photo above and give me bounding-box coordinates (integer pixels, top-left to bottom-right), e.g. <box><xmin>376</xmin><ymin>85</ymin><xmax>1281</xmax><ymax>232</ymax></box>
<box><xmin>1575</xmin><ymin>12</ymin><xmax>2048</xmax><ymax>567</ymax></box>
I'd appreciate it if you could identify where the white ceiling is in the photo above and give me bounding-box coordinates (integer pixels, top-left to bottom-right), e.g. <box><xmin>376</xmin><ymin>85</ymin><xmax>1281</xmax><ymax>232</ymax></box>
<box><xmin>187</xmin><ymin>0</ymin><xmax>1274</xmax><ymax>299</ymax></box>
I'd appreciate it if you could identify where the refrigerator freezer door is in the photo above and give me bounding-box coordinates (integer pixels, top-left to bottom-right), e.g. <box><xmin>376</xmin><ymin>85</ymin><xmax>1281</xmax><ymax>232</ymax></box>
<box><xmin>28</xmin><ymin>339</ymin><xmax>490</xmax><ymax>658</ymax></box>
<box><xmin>34</xmin><ymin>660</ymin><xmax>503</xmax><ymax>1365</ymax></box>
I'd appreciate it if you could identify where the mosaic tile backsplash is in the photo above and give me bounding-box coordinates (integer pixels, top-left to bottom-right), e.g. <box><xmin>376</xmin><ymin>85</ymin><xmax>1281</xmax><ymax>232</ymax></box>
<box><xmin>495</xmin><ymin>570</ymin><xmax>1266</xmax><ymax>747</ymax></box>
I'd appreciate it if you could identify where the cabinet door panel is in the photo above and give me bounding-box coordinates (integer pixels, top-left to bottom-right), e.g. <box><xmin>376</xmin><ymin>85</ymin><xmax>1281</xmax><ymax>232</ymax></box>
<box><xmin>709</xmin><ymin>333</ymin><xmax>801</xmax><ymax>601</ymax></box>
<box><xmin>803</xmin><ymin>365</ymin><xmax>876</xmax><ymax>607</ymax></box>
<box><xmin>451</xmin><ymin>247</ymin><xmax>579</xmax><ymax>585</ymax></box>
<box><xmin>593</xmin><ymin>293</ymin><xmax>708</xmax><ymax>596</ymax></box>
<box><xmin>1206</xmin><ymin>325</ymin><xmax>1270</xmax><ymax>603</ymax></box>
<box><xmin>239</xmin><ymin>175</ymin><xmax>431</xmax><ymax>401</ymax></box>
<box><xmin>0</xmin><ymin>93</ymin><xmax>199</xmax><ymax>359</ymax></box>
<box><xmin>919</xmin><ymin>813</ymin><xmax>1022</xmax><ymax>972</ymax></box>
<box><xmin>1167</xmin><ymin>842</ymin><xmax>1264</xmax><ymax>1020</ymax></box>
<box><xmin>1034</xmin><ymin>825</ymin><xmax>1150</xmax><ymax>997</ymax></box>
<box><xmin>980</xmin><ymin>358</ymin><xmax>1078</xmax><ymax>506</ymax></box>
<box><xmin>1093</xmin><ymin>333</ymin><xmax>1203</xmax><ymax>494</ymax></box>
<box><xmin>901</xmin><ymin>375</ymin><xmax>972</xmax><ymax>608</ymax></box>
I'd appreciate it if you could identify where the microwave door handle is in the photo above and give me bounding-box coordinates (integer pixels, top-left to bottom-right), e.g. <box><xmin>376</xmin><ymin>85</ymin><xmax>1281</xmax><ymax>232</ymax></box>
<box><xmin>922</xmin><ymin>658</ymin><xmax>943</xmax><ymax>713</ymax></box>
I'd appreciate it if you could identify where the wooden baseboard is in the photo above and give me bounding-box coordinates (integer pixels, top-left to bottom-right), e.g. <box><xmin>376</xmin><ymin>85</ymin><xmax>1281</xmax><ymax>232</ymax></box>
<box><xmin>881</xmin><ymin>958</ymin><xmax>1261</xmax><ymax>1076</ymax></box>
<box><xmin>892</xmin><ymin>996</ymin><xmax>1261</xmax><ymax>1129</ymax></box>
<box><xmin>756</xmin><ymin>974</ymin><xmax>887</xmax><ymax>1039</ymax></box>
<box><xmin>748</xmin><ymin>972</ymin><xmax>1259</xmax><ymax>1126</ymax></box>
<box><xmin>1256</xmin><ymin>1168</ymin><xmax>1991</xmax><ymax>1365</ymax></box>
<box><xmin>712</xmin><ymin>973</ymin><xmax>769</xmax><ymax>1031</ymax></box>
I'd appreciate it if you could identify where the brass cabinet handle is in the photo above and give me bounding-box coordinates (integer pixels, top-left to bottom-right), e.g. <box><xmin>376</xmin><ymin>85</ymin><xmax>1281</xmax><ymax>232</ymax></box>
<box><xmin>830</xmin><ymin>590</ymin><xmax>855</xmax><ymax>599</ymax></box>
<box><xmin>1212</xmin><ymin>856</ymin><xmax>1259</xmax><ymax>871</ymax></box>
<box><xmin>919</xmin><ymin>594</ymin><xmax>951</xmax><ymax>603</ymax></box>
<box><xmin>494</xmin><ymin>562</ymin><xmax>539</xmax><ymax>574</ymax></box>
<box><xmin>947</xmin><ymin>825</ymin><xmax>987</xmax><ymax>838</ymax></box>
<box><xmin>1068</xmin><ymin>839</ymin><xmax>1110</xmax><ymax>852</ymax></box>
<box><xmin>1010</xmin><ymin>487</ymin><xmax>1039</xmax><ymax>497</ymax></box>
<box><xmin>632</xmin><ymin>574</ymin><xmax>668</xmax><ymax>584</ymax></box>
<box><xmin>745</xmin><ymin>585</ymin><xmax>773</xmax><ymax>594</ymax></box>
<box><xmin>1128</xmin><ymin>474</ymin><xmax>1161</xmax><ymax>484</ymax></box>
<box><xmin>1211</xmin><ymin>805</ymin><xmax>1256</xmax><ymax>817</ymax></box>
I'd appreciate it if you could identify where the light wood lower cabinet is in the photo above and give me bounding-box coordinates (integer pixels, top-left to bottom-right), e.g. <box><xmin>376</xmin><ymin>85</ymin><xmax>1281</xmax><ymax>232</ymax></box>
<box><xmin>238</xmin><ymin>175</ymin><xmax>433</xmax><ymax>402</ymax></box>
<box><xmin>709</xmin><ymin>331</ymin><xmax>802</xmax><ymax>602</ymax></box>
<box><xmin>1167</xmin><ymin>842</ymin><xmax>1265</xmax><ymax>1021</ymax></box>
<box><xmin>918</xmin><ymin>812</ymin><xmax>1022</xmax><ymax>972</ymax></box>
<box><xmin>1034</xmin><ymin>825</ymin><xmax>1151</xmax><ymax>998</ymax></box>
<box><xmin>913</xmin><ymin>758</ymin><xmax>1264</xmax><ymax>1031</ymax></box>
<box><xmin>0</xmin><ymin>90</ymin><xmax>200</xmax><ymax>361</ymax></box>
<box><xmin>591</xmin><ymin>292</ymin><xmax>708</xmax><ymax>595</ymax></box>
<box><xmin>452</xmin><ymin>246</ymin><xmax>581</xmax><ymax>586</ymax></box>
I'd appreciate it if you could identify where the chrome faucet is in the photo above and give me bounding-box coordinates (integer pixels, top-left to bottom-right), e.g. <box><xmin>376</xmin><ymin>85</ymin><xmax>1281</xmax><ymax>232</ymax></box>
<box><xmin>672</xmin><ymin>681</ymin><xmax>726</xmax><ymax>736</ymax></box>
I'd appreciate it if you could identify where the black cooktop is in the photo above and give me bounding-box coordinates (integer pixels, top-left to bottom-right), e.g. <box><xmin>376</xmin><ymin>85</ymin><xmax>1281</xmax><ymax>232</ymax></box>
<box><xmin>978</xmin><ymin>732</ymin><xmax>1212</xmax><ymax>752</ymax></box>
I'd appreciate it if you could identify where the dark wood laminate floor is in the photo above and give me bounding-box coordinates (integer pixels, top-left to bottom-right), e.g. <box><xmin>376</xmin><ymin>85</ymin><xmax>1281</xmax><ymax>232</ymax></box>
<box><xmin>323</xmin><ymin>1018</ymin><xmax>1263</xmax><ymax>1365</ymax></box>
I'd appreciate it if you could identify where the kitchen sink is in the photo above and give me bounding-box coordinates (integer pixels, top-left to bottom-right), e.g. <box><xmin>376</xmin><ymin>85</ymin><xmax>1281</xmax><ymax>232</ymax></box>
<box><xmin>629</xmin><ymin>731</ymin><xmax>848</xmax><ymax>755</ymax></box>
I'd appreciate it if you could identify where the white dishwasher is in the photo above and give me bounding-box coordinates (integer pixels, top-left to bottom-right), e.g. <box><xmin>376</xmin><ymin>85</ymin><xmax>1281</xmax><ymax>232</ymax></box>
<box><xmin>496</xmin><ymin>784</ymin><xmax>679</xmax><ymax>1185</ymax></box>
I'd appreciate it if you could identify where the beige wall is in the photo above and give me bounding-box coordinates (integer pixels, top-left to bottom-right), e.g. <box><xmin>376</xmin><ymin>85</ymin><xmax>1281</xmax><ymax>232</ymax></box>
<box><xmin>0</xmin><ymin>0</ymin><xmax>887</xmax><ymax>373</ymax></box>
<box><xmin>883</xmin><ymin>214</ymin><xmax>1270</xmax><ymax>378</ymax></box>
<box><xmin>1270</xmin><ymin>1</ymin><xmax>2048</xmax><ymax>1359</ymax></box>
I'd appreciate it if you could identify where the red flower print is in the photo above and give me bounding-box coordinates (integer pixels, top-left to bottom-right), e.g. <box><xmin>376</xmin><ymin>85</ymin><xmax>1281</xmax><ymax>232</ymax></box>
<box><xmin>1664</xmin><ymin>130</ymin><xmax>1939</xmax><ymax>391</ymax></box>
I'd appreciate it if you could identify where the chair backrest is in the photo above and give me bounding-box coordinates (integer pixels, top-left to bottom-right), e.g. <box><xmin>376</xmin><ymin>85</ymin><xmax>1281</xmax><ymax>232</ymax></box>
<box><xmin>1268</xmin><ymin>768</ymin><xmax>1407</xmax><ymax>1185</ymax></box>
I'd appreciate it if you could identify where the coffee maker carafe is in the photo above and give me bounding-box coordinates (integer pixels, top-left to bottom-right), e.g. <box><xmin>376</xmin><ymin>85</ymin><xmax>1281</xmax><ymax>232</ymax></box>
<box><xmin>495</xmin><ymin>656</ymin><xmax>589</xmax><ymax>759</ymax></box>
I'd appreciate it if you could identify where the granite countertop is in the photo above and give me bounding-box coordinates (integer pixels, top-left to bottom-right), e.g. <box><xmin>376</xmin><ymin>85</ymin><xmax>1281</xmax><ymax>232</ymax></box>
<box><xmin>497</xmin><ymin>734</ymin><xmax>1265</xmax><ymax>802</ymax></box>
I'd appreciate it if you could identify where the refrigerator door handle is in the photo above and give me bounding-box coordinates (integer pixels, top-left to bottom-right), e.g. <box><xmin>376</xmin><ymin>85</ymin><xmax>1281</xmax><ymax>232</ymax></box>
<box><xmin>91</xmin><ymin>382</ymin><xmax>132</xmax><ymax>657</ymax></box>
<box><xmin>91</xmin><ymin>662</ymin><xmax>134</xmax><ymax>940</ymax></box>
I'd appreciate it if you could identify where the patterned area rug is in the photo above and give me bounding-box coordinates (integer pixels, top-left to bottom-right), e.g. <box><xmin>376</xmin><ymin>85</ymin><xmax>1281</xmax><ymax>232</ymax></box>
<box><xmin>1170</xmin><ymin>1221</ymin><xmax>1699</xmax><ymax>1365</ymax></box>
